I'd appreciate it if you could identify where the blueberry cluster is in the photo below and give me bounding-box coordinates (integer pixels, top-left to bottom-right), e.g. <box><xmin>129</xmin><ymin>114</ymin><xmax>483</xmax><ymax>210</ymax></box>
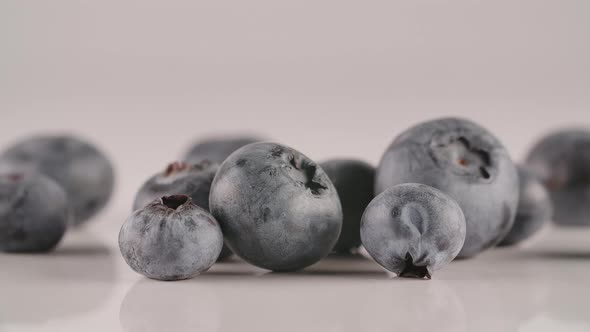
<box><xmin>0</xmin><ymin>135</ymin><xmax>115</xmax><ymax>252</ymax></box>
<box><xmin>120</xmin><ymin>136</ymin><xmax>264</xmax><ymax>280</ymax></box>
<box><xmin>120</xmin><ymin>119</ymin><xmax>581</xmax><ymax>281</ymax></box>
<box><xmin>3</xmin><ymin>119</ymin><xmax>585</xmax><ymax>281</ymax></box>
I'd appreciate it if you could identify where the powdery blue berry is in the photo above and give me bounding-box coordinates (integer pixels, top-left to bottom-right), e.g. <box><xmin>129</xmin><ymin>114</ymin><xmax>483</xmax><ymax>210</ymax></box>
<box><xmin>133</xmin><ymin>161</ymin><xmax>218</xmax><ymax>212</ymax></box>
<box><xmin>320</xmin><ymin>159</ymin><xmax>374</xmax><ymax>254</ymax></box>
<box><xmin>526</xmin><ymin>129</ymin><xmax>590</xmax><ymax>226</ymax></box>
<box><xmin>499</xmin><ymin>166</ymin><xmax>553</xmax><ymax>246</ymax></box>
<box><xmin>361</xmin><ymin>183</ymin><xmax>466</xmax><ymax>279</ymax></box>
<box><xmin>209</xmin><ymin>142</ymin><xmax>343</xmax><ymax>272</ymax></box>
<box><xmin>119</xmin><ymin>195</ymin><xmax>223</xmax><ymax>281</ymax></box>
<box><xmin>0</xmin><ymin>173</ymin><xmax>69</xmax><ymax>252</ymax></box>
<box><xmin>0</xmin><ymin>135</ymin><xmax>115</xmax><ymax>225</ymax></box>
<box><xmin>133</xmin><ymin>161</ymin><xmax>233</xmax><ymax>261</ymax></box>
<box><xmin>184</xmin><ymin>136</ymin><xmax>262</xmax><ymax>165</ymax></box>
<box><xmin>375</xmin><ymin>117</ymin><xmax>519</xmax><ymax>258</ymax></box>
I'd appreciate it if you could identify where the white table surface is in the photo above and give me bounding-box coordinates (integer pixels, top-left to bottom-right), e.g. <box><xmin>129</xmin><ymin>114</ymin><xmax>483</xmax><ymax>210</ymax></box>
<box><xmin>1</xmin><ymin>218</ymin><xmax>589</xmax><ymax>332</ymax></box>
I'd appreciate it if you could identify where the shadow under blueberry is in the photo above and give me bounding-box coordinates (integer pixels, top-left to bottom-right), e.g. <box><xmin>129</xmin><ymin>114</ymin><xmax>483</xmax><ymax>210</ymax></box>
<box><xmin>327</xmin><ymin>252</ymin><xmax>369</xmax><ymax>260</ymax></box>
<box><xmin>50</xmin><ymin>244</ymin><xmax>112</xmax><ymax>257</ymax></box>
<box><xmin>515</xmin><ymin>250</ymin><xmax>590</xmax><ymax>261</ymax></box>
<box><xmin>0</xmin><ymin>231</ymin><xmax>116</xmax><ymax>324</ymax></box>
<box><xmin>195</xmin><ymin>254</ymin><xmax>391</xmax><ymax>281</ymax></box>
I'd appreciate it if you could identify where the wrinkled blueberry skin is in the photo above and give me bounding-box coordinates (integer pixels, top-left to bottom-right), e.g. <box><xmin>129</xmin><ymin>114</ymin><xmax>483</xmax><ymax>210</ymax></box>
<box><xmin>133</xmin><ymin>161</ymin><xmax>233</xmax><ymax>261</ymax></box>
<box><xmin>0</xmin><ymin>173</ymin><xmax>69</xmax><ymax>253</ymax></box>
<box><xmin>526</xmin><ymin>129</ymin><xmax>590</xmax><ymax>226</ymax></box>
<box><xmin>209</xmin><ymin>142</ymin><xmax>343</xmax><ymax>272</ymax></box>
<box><xmin>320</xmin><ymin>159</ymin><xmax>374</xmax><ymax>254</ymax></box>
<box><xmin>0</xmin><ymin>135</ymin><xmax>115</xmax><ymax>225</ymax></box>
<box><xmin>119</xmin><ymin>195</ymin><xmax>223</xmax><ymax>281</ymax></box>
<box><xmin>184</xmin><ymin>137</ymin><xmax>261</xmax><ymax>165</ymax></box>
<box><xmin>375</xmin><ymin>118</ymin><xmax>519</xmax><ymax>258</ymax></box>
<box><xmin>361</xmin><ymin>183</ymin><xmax>466</xmax><ymax>278</ymax></box>
<box><xmin>499</xmin><ymin>167</ymin><xmax>553</xmax><ymax>246</ymax></box>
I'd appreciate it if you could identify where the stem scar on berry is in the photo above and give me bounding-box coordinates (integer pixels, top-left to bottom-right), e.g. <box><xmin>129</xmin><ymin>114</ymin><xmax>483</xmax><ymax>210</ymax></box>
<box><xmin>161</xmin><ymin>195</ymin><xmax>190</xmax><ymax>210</ymax></box>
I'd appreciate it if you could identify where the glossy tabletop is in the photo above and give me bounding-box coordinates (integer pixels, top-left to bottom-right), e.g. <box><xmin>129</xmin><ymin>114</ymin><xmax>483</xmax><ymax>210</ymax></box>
<box><xmin>1</xmin><ymin>219</ymin><xmax>589</xmax><ymax>332</ymax></box>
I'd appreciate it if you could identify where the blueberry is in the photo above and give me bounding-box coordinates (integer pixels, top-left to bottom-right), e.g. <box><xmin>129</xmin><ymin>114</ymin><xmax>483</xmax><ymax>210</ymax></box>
<box><xmin>184</xmin><ymin>136</ymin><xmax>262</xmax><ymax>165</ymax></box>
<box><xmin>119</xmin><ymin>195</ymin><xmax>223</xmax><ymax>281</ymax></box>
<box><xmin>217</xmin><ymin>245</ymin><xmax>234</xmax><ymax>262</ymax></box>
<box><xmin>320</xmin><ymin>159</ymin><xmax>374</xmax><ymax>254</ymax></box>
<box><xmin>498</xmin><ymin>166</ymin><xmax>553</xmax><ymax>246</ymax></box>
<box><xmin>0</xmin><ymin>173</ymin><xmax>69</xmax><ymax>252</ymax></box>
<box><xmin>133</xmin><ymin>161</ymin><xmax>218</xmax><ymax>212</ymax></box>
<box><xmin>375</xmin><ymin>117</ymin><xmax>519</xmax><ymax>258</ymax></box>
<box><xmin>0</xmin><ymin>135</ymin><xmax>115</xmax><ymax>225</ymax></box>
<box><xmin>361</xmin><ymin>183</ymin><xmax>466</xmax><ymax>279</ymax></box>
<box><xmin>209</xmin><ymin>142</ymin><xmax>343</xmax><ymax>272</ymax></box>
<box><xmin>120</xmin><ymin>280</ymin><xmax>221</xmax><ymax>332</ymax></box>
<box><xmin>133</xmin><ymin>161</ymin><xmax>233</xmax><ymax>261</ymax></box>
<box><xmin>525</xmin><ymin>129</ymin><xmax>590</xmax><ymax>226</ymax></box>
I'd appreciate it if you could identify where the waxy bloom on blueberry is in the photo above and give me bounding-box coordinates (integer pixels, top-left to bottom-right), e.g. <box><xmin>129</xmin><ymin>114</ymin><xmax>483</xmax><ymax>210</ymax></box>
<box><xmin>133</xmin><ymin>161</ymin><xmax>233</xmax><ymax>261</ymax></box>
<box><xmin>0</xmin><ymin>173</ymin><xmax>69</xmax><ymax>253</ymax></box>
<box><xmin>361</xmin><ymin>183</ymin><xmax>466</xmax><ymax>279</ymax></box>
<box><xmin>184</xmin><ymin>136</ymin><xmax>261</xmax><ymax>165</ymax></box>
<box><xmin>209</xmin><ymin>142</ymin><xmax>343</xmax><ymax>272</ymax></box>
<box><xmin>0</xmin><ymin>135</ymin><xmax>115</xmax><ymax>225</ymax></box>
<box><xmin>119</xmin><ymin>195</ymin><xmax>223</xmax><ymax>281</ymax></box>
<box><xmin>499</xmin><ymin>166</ymin><xmax>553</xmax><ymax>246</ymax></box>
<box><xmin>375</xmin><ymin>118</ymin><xmax>519</xmax><ymax>258</ymax></box>
<box><xmin>320</xmin><ymin>159</ymin><xmax>374</xmax><ymax>254</ymax></box>
<box><xmin>526</xmin><ymin>129</ymin><xmax>590</xmax><ymax>226</ymax></box>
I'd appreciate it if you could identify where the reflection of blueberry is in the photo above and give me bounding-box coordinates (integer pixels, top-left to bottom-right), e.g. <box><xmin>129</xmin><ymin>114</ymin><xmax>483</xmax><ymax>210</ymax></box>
<box><xmin>0</xmin><ymin>233</ymin><xmax>116</xmax><ymax>324</ymax></box>
<box><xmin>526</xmin><ymin>129</ymin><xmax>590</xmax><ymax>226</ymax></box>
<box><xmin>376</xmin><ymin>118</ymin><xmax>519</xmax><ymax>258</ymax></box>
<box><xmin>361</xmin><ymin>183</ymin><xmax>466</xmax><ymax>279</ymax></box>
<box><xmin>357</xmin><ymin>279</ymin><xmax>466</xmax><ymax>332</ymax></box>
<box><xmin>499</xmin><ymin>167</ymin><xmax>552</xmax><ymax>246</ymax></box>
<box><xmin>119</xmin><ymin>195</ymin><xmax>223</xmax><ymax>281</ymax></box>
<box><xmin>120</xmin><ymin>279</ymin><xmax>221</xmax><ymax>332</ymax></box>
<box><xmin>320</xmin><ymin>159</ymin><xmax>374</xmax><ymax>254</ymax></box>
<box><xmin>184</xmin><ymin>136</ymin><xmax>261</xmax><ymax>164</ymax></box>
<box><xmin>0</xmin><ymin>173</ymin><xmax>69</xmax><ymax>253</ymax></box>
<box><xmin>0</xmin><ymin>135</ymin><xmax>115</xmax><ymax>225</ymax></box>
<box><xmin>133</xmin><ymin>161</ymin><xmax>233</xmax><ymax>261</ymax></box>
<box><xmin>210</xmin><ymin>142</ymin><xmax>343</xmax><ymax>272</ymax></box>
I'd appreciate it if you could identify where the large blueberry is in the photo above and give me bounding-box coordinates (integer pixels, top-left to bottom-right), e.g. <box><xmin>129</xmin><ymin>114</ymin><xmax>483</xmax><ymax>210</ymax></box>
<box><xmin>184</xmin><ymin>136</ymin><xmax>261</xmax><ymax>165</ymax></box>
<box><xmin>525</xmin><ymin>129</ymin><xmax>590</xmax><ymax>226</ymax></box>
<box><xmin>209</xmin><ymin>142</ymin><xmax>343</xmax><ymax>272</ymax></box>
<box><xmin>375</xmin><ymin>117</ymin><xmax>519</xmax><ymax>258</ymax></box>
<box><xmin>133</xmin><ymin>161</ymin><xmax>233</xmax><ymax>261</ymax></box>
<box><xmin>0</xmin><ymin>173</ymin><xmax>69</xmax><ymax>252</ymax></box>
<box><xmin>119</xmin><ymin>195</ymin><xmax>223</xmax><ymax>281</ymax></box>
<box><xmin>0</xmin><ymin>135</ymin><xmax>115</xmax><ymax>225</ymax></box>
<box><xmin>320</xmin><ymin>159</ymin><xmax>374</xmax><ymax>254</ymax></box>
<box><xmin>498</xmin><ymin>166</ymin><xmax>552</xmax><ymax>246</ymax></box>
<box><xmin>361</xmin><ymin>183</ymin><xmax>466</xmax><ymax>279</ymax></box>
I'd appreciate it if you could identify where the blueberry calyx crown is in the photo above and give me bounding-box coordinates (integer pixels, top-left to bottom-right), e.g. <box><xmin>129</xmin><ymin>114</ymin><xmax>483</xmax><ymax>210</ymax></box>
<box><xmin>161</xmin><ymin>195</ymin><xmax>190</xmax><ymax>210</ymax></box>
<box><xmin>431</xmin><ymin>135</ymin><xmax>493</xmax><ymax>180</ymax></box>
<box><xmin>2</xmin><ymin>173</ymin><xmax>24</xmax><ymax>182</ymax></box>
<box><xmin>398</xmin><ymin>253</ymin><xmax>431</xmax><ymax>279</ymax></box>
<box><xmin>288</xmin><ymin>155</ymin><xmax>327</xmax><ymax>196</ymax></box>
<box><xmin>164</xmin><ymin>162</ymin><xmax>190</xmax><ymax>176</ymax></box>
<box><xmin>165</xmin><ymin>161</ymin><xmax>213</xmax><ymax>177</ymax></box>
